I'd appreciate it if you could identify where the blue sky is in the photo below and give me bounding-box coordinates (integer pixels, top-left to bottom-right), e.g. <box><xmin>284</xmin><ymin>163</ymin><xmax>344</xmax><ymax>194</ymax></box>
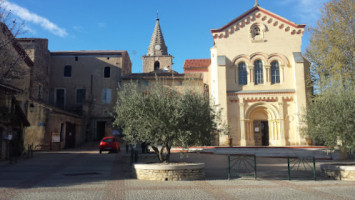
<box><xmin>5</xmin><ymin>0</ymin><xmax>329</xmax><ymax>73</ymax></box>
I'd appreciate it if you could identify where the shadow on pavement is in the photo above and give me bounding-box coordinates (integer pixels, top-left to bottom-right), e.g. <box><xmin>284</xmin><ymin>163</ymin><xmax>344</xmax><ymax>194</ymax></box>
<box><xmin>0</xmin><ymin>142</ymin><xmax>133</xmax><ymax>189</ymax></box>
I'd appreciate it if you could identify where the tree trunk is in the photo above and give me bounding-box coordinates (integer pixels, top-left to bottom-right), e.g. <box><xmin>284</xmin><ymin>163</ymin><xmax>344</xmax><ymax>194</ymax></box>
<box><xmin>151</xmin><ymin>146</ymin><xmax>163</xmax><ymax>162</ymax></box>
<box><xmin>165</xmin><ymin>145</ymin><xmax>171</xmax><ymax>163</ymax></box>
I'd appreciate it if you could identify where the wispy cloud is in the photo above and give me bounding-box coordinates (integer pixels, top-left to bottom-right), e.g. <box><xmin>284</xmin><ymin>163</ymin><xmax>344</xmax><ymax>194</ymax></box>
<box><xmin>280</xmin><ymin>0</ymin><xmax>328</xmax><ymax>25</ymax></box>
<box><xmin>3</xmin><ymin>1</ymin><xmax>68</xmax><ymax>37</ymax></box>
<box><xmin>22</xmin><ymin>25</ymin><xmax>36</xmax><ymax>34</ymax></box>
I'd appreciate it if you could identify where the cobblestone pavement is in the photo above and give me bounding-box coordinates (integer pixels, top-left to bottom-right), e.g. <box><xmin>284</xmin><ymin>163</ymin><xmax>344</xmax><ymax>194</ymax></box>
<box><xmin>0</xmin><ymin>143</ymin><xmax>354</xmax><ymax>200</ymax></box>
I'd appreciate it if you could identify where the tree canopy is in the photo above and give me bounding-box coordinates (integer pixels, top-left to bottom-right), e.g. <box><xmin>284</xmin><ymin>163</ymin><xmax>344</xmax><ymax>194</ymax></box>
<box><xmin>303</xmin><ymin>0</ymin><xmax>355</xmax><ymax>153</ymax></box>
<box><xmin>306</xmin><ymin>0</ymin><xmax>354</xmax><ymax>90</ymax></box>
<box><xmin>113</xmin><ymin>80</ymin><xmax>221</xmax><ymax>162</ymax></box>
<box><xmin>302</xmin><ymin>90</ymin><xmax>355</xmax><ymax>152</ymax></box>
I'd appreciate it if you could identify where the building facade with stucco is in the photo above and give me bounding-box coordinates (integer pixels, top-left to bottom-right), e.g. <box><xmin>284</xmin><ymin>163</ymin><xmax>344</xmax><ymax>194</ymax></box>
<box><xmin>15</xmin><ymin>38</ymin><xmax>132</xmax><ymax>150</ymax></box>
<box><xmin>185</xmin><ymin>4</ymin><xmax>312</xmax><ymax>146</ymax></box>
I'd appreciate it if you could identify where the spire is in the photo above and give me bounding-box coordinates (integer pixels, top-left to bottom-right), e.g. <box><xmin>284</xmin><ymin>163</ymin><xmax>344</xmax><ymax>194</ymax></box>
<box><xmin>147</xmin><ymin>16</ymin><xmax>168</xmax><ymax>56</ymax></box>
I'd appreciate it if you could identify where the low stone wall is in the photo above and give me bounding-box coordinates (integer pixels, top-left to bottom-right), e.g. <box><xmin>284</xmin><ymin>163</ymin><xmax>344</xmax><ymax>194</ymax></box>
<box><xmin>133</xmin><ymin>163</ymin><xmax>205</xmax><ymax>181</ymax></box>
<box><xmin>321</xmin><ymin>164</ymin><xmax>355</xmax><ymax>181</ymax></box>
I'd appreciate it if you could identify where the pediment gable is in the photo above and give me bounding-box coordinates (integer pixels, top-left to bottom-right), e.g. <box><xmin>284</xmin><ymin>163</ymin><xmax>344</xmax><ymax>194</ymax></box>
<box><xmin>211</xmin><ymin>6</ymin><xmax>305</xmax><ymax>39</ymax></box>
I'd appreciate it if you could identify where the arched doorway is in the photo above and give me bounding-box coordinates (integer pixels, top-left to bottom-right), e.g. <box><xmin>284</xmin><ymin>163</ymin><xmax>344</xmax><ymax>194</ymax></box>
<box><xmin>154</xmin><ymin>61</ymin><xmax>160</xmax><ymax>70</ymax></box>
<box><xmin>245</xmin><ymin>103</ymin><xmax>279</xmax><ymax>146</ymax></box>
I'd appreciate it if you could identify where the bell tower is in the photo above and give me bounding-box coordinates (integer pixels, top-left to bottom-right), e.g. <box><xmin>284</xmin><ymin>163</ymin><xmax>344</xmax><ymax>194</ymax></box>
<box><xmin>142</xmin><ymin>16</ymin><xmax>173</xmax><ymax>73</ymax></box>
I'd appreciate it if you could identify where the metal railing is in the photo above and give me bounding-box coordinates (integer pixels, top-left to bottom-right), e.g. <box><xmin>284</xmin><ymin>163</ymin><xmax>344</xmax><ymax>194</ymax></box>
<box><xmin>288</xmin><ymin>156</ymin><xmax>316</xmax><ymax>181</ymax></box>
<box><xmin>228</xmin><ymin>154</ymin><xmax>257</xmax><ymax>180</ymax></box>
<box><xmin>227</xmin><ymin>154</ymin><xmax>317</xmax><ymax>181</ymax></box>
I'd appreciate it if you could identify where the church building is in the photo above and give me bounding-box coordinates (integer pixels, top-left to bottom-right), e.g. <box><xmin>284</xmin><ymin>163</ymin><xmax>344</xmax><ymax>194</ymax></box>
<box><xmin>123</xmin><ymin>17</ymin><xmax>203</xmax><ymax>91</ymax></box>
<box><xmin>185</xmin><ymin>3</ymin><xmax>312</xmax><ymax>146</ymax></box>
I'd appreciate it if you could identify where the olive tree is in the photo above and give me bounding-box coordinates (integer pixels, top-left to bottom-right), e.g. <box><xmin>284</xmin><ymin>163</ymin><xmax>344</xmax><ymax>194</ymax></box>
<box><xmin>302</xmin><ymin>90</ymin><xmax>355</xmax><ymax>152</ymax></box>
<box><xmin>113</xmin><ymin>80</ymin><xmax>221</xmax><ymax>162</ymax></box>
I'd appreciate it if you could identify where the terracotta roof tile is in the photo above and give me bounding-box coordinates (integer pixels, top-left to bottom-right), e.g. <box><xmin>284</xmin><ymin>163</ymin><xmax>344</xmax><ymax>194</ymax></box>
<box><xmin>183</xmin><ymin>59</ymin><xmax>210</xmax><ymax>73</ymax></box>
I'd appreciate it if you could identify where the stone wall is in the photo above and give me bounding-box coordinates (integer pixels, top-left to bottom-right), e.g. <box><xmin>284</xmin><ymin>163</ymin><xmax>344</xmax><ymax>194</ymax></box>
<box><xmin>321</xmin><ymin>164</ymin><xmax>355</xmax><ymax>181</ymax></box>
<box><xmin>142</xmin><ymin>55</ymin><xmax>172</xmax><ymax>73</ymax></box>
<box><xmin>133</xmin><ymin>163</ymin><xmax>205</xmax><ymax>181</ymax></box>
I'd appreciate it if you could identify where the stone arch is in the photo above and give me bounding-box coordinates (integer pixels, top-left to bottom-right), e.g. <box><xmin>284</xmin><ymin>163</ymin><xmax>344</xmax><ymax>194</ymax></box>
<box><xmin>244</xmin><ymin>102</ymin><xmax>280</xmax><ymax>146</ymax></box>
<box><xmin>245</xmin><ymin>102</ymin><xmax>279</xmax><ymax>120</ymax></box>
<box><xmin>232</xmin><ymin>55</ymin><xmax>250</xmax><ymax>85</ymax></box>
<box><xmin>250</xmin><ymin>52</ymin><xmax>268</xmax><ymax>64</ymax></box>
<box><xmin>154</xmin><ymin>61</ymin><xmax>160</xmax><ymax>70</ymax></box>
<box><xmin>232</xmin><ymin>54</ymin><xmax>251</xmax><ymax>66</ymax></box>
<box><xmin>268</xmin><ymin>53</ymin><xmax>289</xmax><ymax>67</ymax></box>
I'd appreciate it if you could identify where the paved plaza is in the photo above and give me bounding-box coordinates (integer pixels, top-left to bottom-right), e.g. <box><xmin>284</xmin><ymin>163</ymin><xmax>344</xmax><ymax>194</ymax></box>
<box><xmin>0</xmin><ymin>143</ymin><xmax>354</xmax><ymax>200</ymax></box>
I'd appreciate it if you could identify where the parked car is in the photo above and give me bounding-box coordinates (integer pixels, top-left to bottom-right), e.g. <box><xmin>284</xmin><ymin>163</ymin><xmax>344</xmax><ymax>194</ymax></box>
<box><xmin>99</xmin><ymin>136</ymin><xmax>120</xmax><ymax>154</ymax></box>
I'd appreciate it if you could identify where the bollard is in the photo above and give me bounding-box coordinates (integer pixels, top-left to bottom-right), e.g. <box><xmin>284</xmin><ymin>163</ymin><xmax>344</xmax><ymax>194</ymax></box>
<box><xmin>313</xmin><ymin>157</ymin><xmax>316</xmax><ymax>181</ymax></box>
<box><xmin>254</xmin><ymin>155</ymin><xmax>257</xmax><ymax>180</ymax></box>
<box><xmin>287</xmin><ymin>156</ymin><xmax>291</xmax><ymax>181</ymax></box>
<box><xmin>228</xmin><ymin>155</ymin><xmax>231</xmax><ymax>180</ymax></box>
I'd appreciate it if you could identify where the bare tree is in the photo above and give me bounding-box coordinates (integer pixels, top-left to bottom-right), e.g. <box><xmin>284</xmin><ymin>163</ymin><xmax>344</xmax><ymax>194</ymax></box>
<box><xmin>0</xmin><ymin>0</ymin><xmax>29</xmax><ymax>82</ymax></box>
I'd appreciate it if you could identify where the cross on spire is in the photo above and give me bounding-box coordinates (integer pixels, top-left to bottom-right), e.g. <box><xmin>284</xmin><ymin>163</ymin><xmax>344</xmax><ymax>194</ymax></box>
<box><xmin>156</xmin><ymin>10</ymin><xmax>159</xmax><ymax>21</ymax></box>
<box><xmin>254</xmin><ymin>0</ymin><xmax>259</xmax><ymax>7</ymax></box>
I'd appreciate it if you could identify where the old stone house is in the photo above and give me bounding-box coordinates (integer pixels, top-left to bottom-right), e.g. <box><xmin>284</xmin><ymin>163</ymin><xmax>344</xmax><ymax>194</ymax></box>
<box><xmin>0</xmin><ymin>23</ymin><xmax>32</xmax><ymax>158</ymax></box>
<box><xmin>184</xmin><ymin>4</ymin><xmax>312</xmax><ymax>146</ymax></box>
<box><xmin>16</xmin><ymin>38</ymin><xmax>132</xmax><ymax>149</ymax></box>
<box><xmin>49</xmin><ymin>50</ymin><xmax>131</xmax><ymax>142</ymax></box>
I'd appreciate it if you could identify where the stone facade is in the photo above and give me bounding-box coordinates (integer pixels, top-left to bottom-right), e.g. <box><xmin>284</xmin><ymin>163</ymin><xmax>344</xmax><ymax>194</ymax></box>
<box><xmin>142</xmin><ymin>18</ymin><xmax>173</xmax><ymax>73</ymax></box>
<box><xmin>17</xmin><ymin>39</ymin><xmax>50</xmax><ymax>103</ymax></box>
<box><xmin>206</xmin><ymin>5</ymin><xmax>311</xmax><ymax>146</ymax></box>
<box><xmin>133</xmin><ymin>163</ymin><xmax>205</xmax><ymax>181</ymax></box>
<box><xmin>49</xmin><ymin>51</ymin><xmax>131</xmax><ymax>141</ymax></box>
<box><xmin>321</xmin><ymin>164</ymin><xmax>355</xmax><ymax>181</ymax></box>
<box><xmin>142</xmin><ymin>55</ymin><xmax>173</xmax><ymax>73</ymax></box>
<box><xmin>0</xmin><ymin>23</ymin><xmax>32</xmax><ymax>159</ymax></box>
<box><xmin>15</xmin><ymin>38</ymin><xmax>132</xmax><ymax>149</ymax></box>
<box><xmin>124</xmin><ymin>17</ymin><xmax>204</xmax><ymax>102</ymax></box>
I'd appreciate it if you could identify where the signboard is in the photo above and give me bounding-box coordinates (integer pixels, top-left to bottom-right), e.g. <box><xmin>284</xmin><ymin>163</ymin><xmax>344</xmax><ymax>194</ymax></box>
<box><xmin>113</xmin><ymin>129</ymin><xmax>120</xmax><ymax>136</ymax></box>
<box><xmin>52</xmin><ymin>134</ymin><xmax>60</xmax><ymax>142</ymax></box>
<box><xmin>38</xmin><ymin>122</ymin><xmax>45</xmax><ymax>126</ymax></box>
<box><xmin>4</xmin><ymin>134</ymin><xmax>12</xmax><ymax>140</ymax></box>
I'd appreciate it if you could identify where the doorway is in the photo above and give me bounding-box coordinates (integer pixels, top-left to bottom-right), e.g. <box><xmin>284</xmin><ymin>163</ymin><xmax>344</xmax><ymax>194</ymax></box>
<box><xmin>65</xmin><ymin>122</ymin><xmax>76</xmax><ymax>148</ymax></box>
<box><xmin>96</xmin><ymin>121</ymin><xmax>106</xmax><ymax>140</ymax></box>
<box><xmin>261</xmin><ymin>121</ymin><xmax>269</xmax><ymax>146</ymax></box>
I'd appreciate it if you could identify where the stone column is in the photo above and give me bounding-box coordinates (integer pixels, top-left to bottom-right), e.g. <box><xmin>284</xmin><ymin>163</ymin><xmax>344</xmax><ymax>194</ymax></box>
<box><xmin>280</xmin><ymin>65</ymin><xmax>285</xmax><ymax>83</ymax></box>
<box><xmin>264</xmin><ymin>65</ymin><xmax>270</xmax><ymax>84</ymax></box>
<box><xmin>248</xmin><ymin>66</ymin><xmax>254</xmax><ymax>84</ymax></box>
<box><xmin>239</xmin><ymin>101</ymin><xmax>246</xmax><ymax>146</ymax></box>
<box><xmin>278</xmin><ymin>99</ymin><xmax>286</xmax><ymax>145</ymax></box>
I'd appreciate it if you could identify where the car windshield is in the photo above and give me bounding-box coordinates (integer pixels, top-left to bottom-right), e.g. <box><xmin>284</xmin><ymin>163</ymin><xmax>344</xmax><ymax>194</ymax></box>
<box><xmin>103</xmin><ymin>138</ymin><xmax>114</xmax><ymax>142</ymax></box>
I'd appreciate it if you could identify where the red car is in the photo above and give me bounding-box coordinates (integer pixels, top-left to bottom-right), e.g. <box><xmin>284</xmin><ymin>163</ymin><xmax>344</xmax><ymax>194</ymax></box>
<box><xmin>99</xmin><ymin>136</ymin><xmax>120</xmax><ymax>154</ymax></box>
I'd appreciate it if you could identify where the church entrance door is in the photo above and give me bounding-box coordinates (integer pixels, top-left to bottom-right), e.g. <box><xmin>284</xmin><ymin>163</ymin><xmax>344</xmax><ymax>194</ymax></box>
<box><xmin>261</xmin><ymin>121</ymin><xmax>269</xmax><ymax>146</ymax></box>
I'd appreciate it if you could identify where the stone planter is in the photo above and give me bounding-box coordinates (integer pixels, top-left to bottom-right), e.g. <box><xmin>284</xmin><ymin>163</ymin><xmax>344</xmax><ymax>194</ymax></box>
<box><xmin>133</xmin><ymin>163</ymin><xmax>205</xmax><ymax>181</ymax></box>
<box><xmin>321</xmin><ymin>163</ymin><xmax>355</xmax><ymax>181</ymax></box>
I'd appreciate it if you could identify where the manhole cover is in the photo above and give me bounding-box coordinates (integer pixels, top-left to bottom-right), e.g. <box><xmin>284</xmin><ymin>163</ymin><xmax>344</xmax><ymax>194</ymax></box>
<box><xmin>63</xmin><ymin>172</ymin><xmax>99</xmax><ymax>176</ymax></box>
